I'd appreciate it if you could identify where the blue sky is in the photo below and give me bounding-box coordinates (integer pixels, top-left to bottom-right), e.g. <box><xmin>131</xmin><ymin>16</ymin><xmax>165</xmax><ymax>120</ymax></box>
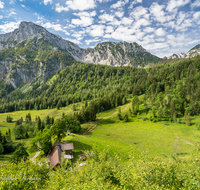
<box><xmin>0</xmin><ymin>0</ymin><xmax>200</xmax><ymax>58</ymax></box>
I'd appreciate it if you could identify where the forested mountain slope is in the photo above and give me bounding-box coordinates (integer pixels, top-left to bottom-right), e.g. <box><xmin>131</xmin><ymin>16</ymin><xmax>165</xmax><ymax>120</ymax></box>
<box><xmin>1</xmin><ymin>55</ymin><xmax>200</xmax><ymax>124</ymax></box>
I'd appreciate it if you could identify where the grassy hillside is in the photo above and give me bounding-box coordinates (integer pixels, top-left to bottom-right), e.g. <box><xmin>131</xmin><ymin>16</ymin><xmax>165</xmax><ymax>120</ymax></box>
<box><xmin>1</xmin><ymin>99</ymin><xmax>200</xmax><ymax>163</ymax></box>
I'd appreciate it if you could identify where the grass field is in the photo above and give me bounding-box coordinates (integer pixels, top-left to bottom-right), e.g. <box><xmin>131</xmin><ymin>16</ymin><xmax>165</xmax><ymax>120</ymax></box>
<box><xmin>1</xmin><ymin>100</ymin><xmax>200</xmax><ymax>163</ymax></box>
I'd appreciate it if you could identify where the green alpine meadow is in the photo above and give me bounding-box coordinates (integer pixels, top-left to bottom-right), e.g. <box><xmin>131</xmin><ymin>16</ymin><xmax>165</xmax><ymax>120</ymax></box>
<box><xmin>1</xmin><ymin>21</ymin><xmax>200</xmax><ymax>189</ymax></box>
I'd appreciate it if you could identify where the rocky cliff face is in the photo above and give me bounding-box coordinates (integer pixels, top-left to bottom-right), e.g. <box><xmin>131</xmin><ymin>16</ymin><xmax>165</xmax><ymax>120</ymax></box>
<box><xmin>0</xmin><ymin>21</ymin><xmax>161</xmax><ymax>88</ymax></box>
<box><xmin>83</xmin><ymin>41</ymin><xmax>158</xmax><ymax>66</ymax></box>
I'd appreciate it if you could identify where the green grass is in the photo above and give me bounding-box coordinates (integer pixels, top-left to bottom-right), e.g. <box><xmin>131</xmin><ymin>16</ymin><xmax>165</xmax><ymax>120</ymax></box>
<box><xmin>1</xmin><ymin>101</ymin><xmax>200</xmax><ymax>163</ymax></box>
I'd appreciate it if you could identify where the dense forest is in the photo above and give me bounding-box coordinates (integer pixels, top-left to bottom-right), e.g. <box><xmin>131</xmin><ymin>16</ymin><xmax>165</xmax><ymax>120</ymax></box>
<box><xmin>1</xmin><ymin>55</ymin><xmax>200</xmax><ymax>125</ymax></box>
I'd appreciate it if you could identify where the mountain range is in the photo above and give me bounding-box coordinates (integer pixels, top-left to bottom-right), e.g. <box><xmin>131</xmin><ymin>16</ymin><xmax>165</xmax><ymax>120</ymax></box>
<box><xmin>0</xmin><ymin>21</ymin><xmax>200</xmax><ymax>89</ymax></box>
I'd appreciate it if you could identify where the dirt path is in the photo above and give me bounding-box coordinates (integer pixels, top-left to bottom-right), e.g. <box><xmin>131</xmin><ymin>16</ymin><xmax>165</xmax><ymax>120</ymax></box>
<box><xmin>30</xmin><ymin>142</ymin><xmax>41</xmax><ymax>164</ymax></box>
<box><xmin>83</xmin><ymin>119</ymin><xmax>103</xmax><ymax>135</ymax></box>
<box><xmin>123</xmin><ymin>102</ymin><xmax>131</xmax><ymax>111</ymax></box>
<box><xmin>30</xmin><ymin>150</ymin><xmax>41</xmax><ymax>163</ymax></box>
<box><xmin>83</xmin><ymin>102</ymin><xmax>131</xmax><ymax>135</ymax></box>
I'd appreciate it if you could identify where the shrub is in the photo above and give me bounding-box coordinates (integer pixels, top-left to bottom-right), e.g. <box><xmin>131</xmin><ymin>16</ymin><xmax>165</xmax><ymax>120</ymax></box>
<box><xmin>124</xmin><ymin>114</ymin><xmax>128</xmax><ymax>122</ymax></box>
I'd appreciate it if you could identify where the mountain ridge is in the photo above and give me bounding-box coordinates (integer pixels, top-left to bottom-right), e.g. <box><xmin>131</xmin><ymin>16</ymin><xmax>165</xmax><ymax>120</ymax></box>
<box><xmin>0</xmin><ymin>21</ymin><xmax>161</xmax><ymax>88</ymax></box>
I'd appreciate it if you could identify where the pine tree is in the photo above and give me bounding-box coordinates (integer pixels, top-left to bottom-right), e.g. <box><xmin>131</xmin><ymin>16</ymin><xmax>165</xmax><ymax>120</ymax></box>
<box><xmin>37</xmin><ymin>117</ymin><xmax>41</xmax><ymax>131</ymax></box>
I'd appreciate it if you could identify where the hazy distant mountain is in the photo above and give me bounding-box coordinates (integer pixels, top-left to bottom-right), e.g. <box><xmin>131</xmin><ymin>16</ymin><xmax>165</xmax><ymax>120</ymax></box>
<box><xmin>167</xmin><ymin>44</ymin><xmax>200</xmax><ymax>59</ymax></box>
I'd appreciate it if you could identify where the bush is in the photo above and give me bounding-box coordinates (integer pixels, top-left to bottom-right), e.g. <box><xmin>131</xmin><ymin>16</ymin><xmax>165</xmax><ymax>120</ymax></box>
<box><xmin>3</xmin><ymin>142</ymin><xmax>15</xmax><ymax>153</ymax></box>
<box><xmin>117</xmin><ymin>113</ymin><xmax>122</xmax><ymax>120</ymax></box>
<box><xmin>10</xmin><ymin>146</ymin><xmax>29</xmax><ymax>164</ymax></box>
<box><xmin>6</xmin><ymin>115</ymin><xmax>13</xmax><ymax>122</ymax></box>
<box><xmin>124</xmin><ymin>114</ymin><xmax>128</xmax><ymax>122</ymax></box>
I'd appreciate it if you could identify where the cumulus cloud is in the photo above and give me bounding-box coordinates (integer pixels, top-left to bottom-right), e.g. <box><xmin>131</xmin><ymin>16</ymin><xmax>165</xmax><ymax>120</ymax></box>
<box><xmin>98</xmin><ymin>13</ymin><xmax>115</xmax><ymax>23</ymax></box>
<box><xmin>191</xmin><ymin>0</ymin><xmax>200</xmax><ymax>8</ymax></box>
<box><xmin>149</xmin><ymin>2</ymin><xmax>167</xmax><ymax>23</ymax></box>
<box><xmin>85</xmin><ymin>38</ymin><xmax>100</xmax><ymax>45</ymax></box>
<box><xmin>66</xmin><ymin>0</ymin><xmax>96</xmax><ymax>11</ymax></box>
<box><xmin>175</xmin><ymin>18</ymin><xmax>192</xmax><ymax>31</ymax></box>
<box><xmin>121</xmin><ymin>17</ymin><xmax>133</xmax><ymax>25</ymax></box>
<box><xmin>72</xmin><ymin>11</ymin><xmax>96</xmax><ymax>27</ymax></box>
<box><xmin>72</xmin><ymin>31</ymin><xmax>85</xmax><ymax>40</ymax></box>
<box><xmin>0</xmin><ymin>1</ymin><xmax>4</xmax><ymax>8</ymax></box>
<box><xmin>110</xmin><ymin>0</ymin><xmax>129</xmax><ymax>9</ymax></box>
<box><xmin>115</xmin><ymin>11</ymin><xmax>124</xmax><ymax>18</ymax></box>
<box><xmin>0</xmin><ymin>21</ymin><xmax>20</xmax><ymax>33</ymax></box>
<box><xmin>143</xmin><ymin>27</ymin><xmax>154</xmax><ymax>33</ymax></box>
<box><xmin>105</xmin><ymin>25</ymin><xmax>114</xmax><ymax>33</ymax></box>
<box><xmin>65</xmin><ymin>37</ymin><xmax>82</xmax><ymax>44</ymax></box>
<box><xmin>128</xmin><ymin>0</ymin><xmax>142</xmax><ymax>9</ymax></box>
<box><xmin>166</xmin><ymin>0</ymin><xmax>190</xmax><ymax>12</ymax></box>
<box><xmin>87</xmin><ymin>25</ymin><xmax>105</xmax><ymax>37</ymax></box>
<box><xmin>155</xmin><ymin>28</ymin><xmax>166</xmax><ymax>36</ymax></box>
<box><xmin>144</xmin><ymin>43</ymin><xmax>169</xmax><ymax>51</ymax></box>
<box><xmin>177</xmin><ymin>11</ymin><xmax>186</xmax><ymax>26</ymax></box>
<box><xmin>130</xmin><ymin>6</ymin><xmax>148</xmax><ymax>20</ymax></box>
<box><xmin>55</xmin><ymin>3</ymin><xmax>69</xmax><ymax>12</ymax></box>
<box><xmin>44</xmin><ymin>0</ymin><xmax>53</xmax><ymax>5</ymax></box>
<box><xmin>193</xmin><ymin>11</ymin><xmax>200</xmax><ymax>20</ymax></box>
<box><xmin>42</xmin><ymin>22</ymin><xmax>70</xmax><ymax>35</ymax></box>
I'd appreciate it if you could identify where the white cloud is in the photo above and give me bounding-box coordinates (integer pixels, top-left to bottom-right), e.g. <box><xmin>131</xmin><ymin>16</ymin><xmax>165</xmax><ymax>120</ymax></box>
<box><xmin>72</xmin><ymin>17</ymin><xmax>93</xmax><ymax>27</ymax></box>
<box><xmin>74</xmin><ymin>11</ymin><xmax>96</xmax><ymax>17</ymax></box>
<box><xmin>176</xmin><ymin>11</ymin><xmax>186</xmax><ymax>26</ymax></box>
<box><xmin>0</xmin><ymin>1</ymin><xmax>4</xmax><ymax>8</ymax></box>
<box><xmin>8</xmin><ymin>11</ymin><xmax>17</xmax><ymax>16</ymax></box>
<box><xmin>96</xmin><ymin>0</ymin><xmax>112</xmax><ymax>2</ymax></box>
<box><xmin>72</xmin><ymin>11</ymin><xmax>96</xmax><ymax>27</ymax></box>
<box><xmin>129</xmin><ymin>0</ymin><xmax>142</xmax><ymax>9</ymax></box>
<box><xmin>149</xmin><ymin>2</ymin><xmax>167</xmax><ymax>23</ymax></box>
<box><xmin>21</xmin><ymin>4</ymin><xmax>26</xmax><ymax>8</ymax></box>
<box><xmin>166</xmin><ymin>0</ymin><xmax>190</xmax><ymax>12</ymax></box>
<box><xmin>103</xmin><ymin>26</ymin><xmax>139</xmax><ymax>42</ymax></box>
<box><xmin>174</xmin><ymin>18</ymin><xmax>192</xmax><ymax>31</ymax></box>
<box><xmin>87</xmin><ymin>25</ymin><xmax>105</xmax><ymax>37</ymax></box>
<box><xmin>155</xmin><ymin>28</ymin><xmax>166</xmax><ymax>36</ymax></box>
<box><xmin>55</xmin><ymin>3</ymin><xmax>69</xmax><ymax>12</ymax></box>
<box><xmin>121</xmin><ymin>17</ymin><xmax>133</xmax><ymax>25</ymax></box>
<box><xmin>140</xmin><ymin>34</ymin><xmax>155</xmax><ymax>45</ymax></box>
<box><xmin>44</xmin><ymin>0</ymin><xmax>53</xmax><ymax>5</ymax></box>
<box><xmin>0</xmin><ymin>21</ymin><xmax>20</xmax><ymax>33</ymax></box>
<box><xmin>66</xmin><ymin>0</ymin><xmax>96</xmax><ymax>11</ymax></box>
<box><xmin>85</xmin><ymin>38</ymin><xmax>100</xmax><ymax>45</ymax></box>
<box><xmin>130</xmin><ymin>6</ymin><xmax>148</xmax><ymax>20</ymax></box>
<box><xmin>72</xmin><ymin>33</ymin><xmax>84</xmax><ymax>41</ymax></box>
<box><xmin>191</xmin><ymin>0</ymin><xmax>200</xmax><ymax>8</ymax></box>
<box><xmin>115</xmin><ymin>11</ymin><xmax>124</xmax><ymax>18</ymax></box>
<box><xmin>65</xmin><ymin>37</ymin><xmax>82</xmax><ymax>44</ymax></box>
<box><xmin>105</xmin><ymin>25</ymin><xmax>114</xmax><ymax>33</ymax></box>
<box><xmin>143</xmin><ymin>27</ymin><xmax>154</xmax><ymax>33</ymax></box>
<box><xmin>42</xmin><ymin>22</ymin><xmax>70</xmax><ymax>35</ymax></box>
<box><xmin>10</xmin><ymin>0</ymin><xmax>16</xmax><ymax>5</ymax></box>
<box><xmin>134</xmin><ymin>18</ymin><xmax>150</xmax><ymax>28</ymax></box>
<box><xmin>99</xmin><ymin>13</ymin><xmax>115</xmax><ymax>23</ymax></box>
<box><xmin>144</xmin><ymin>43</ymin><xmax>169</xmax><ymax>51</ymax></box>
<box><xmin>193</xmin><ymin>11</ymin><xmax>200</xmax><ymax>20</ymax></box>
<box><xmin>0</xmin><ymin>15</ymin><xmax>3</xmax><ymax>19</ymax></box>
<box><xmin>110</xmin><ymin>0</ymin><xmax>129</xmax><ymax>9</ymax></box>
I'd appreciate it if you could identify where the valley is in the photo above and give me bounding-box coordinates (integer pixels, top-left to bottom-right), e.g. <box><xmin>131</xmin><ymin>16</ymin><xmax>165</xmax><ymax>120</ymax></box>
<box><xmin>1</xmin><ymin>21</ymin><xmax>200</xmax><ymax>189</ymax></box>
